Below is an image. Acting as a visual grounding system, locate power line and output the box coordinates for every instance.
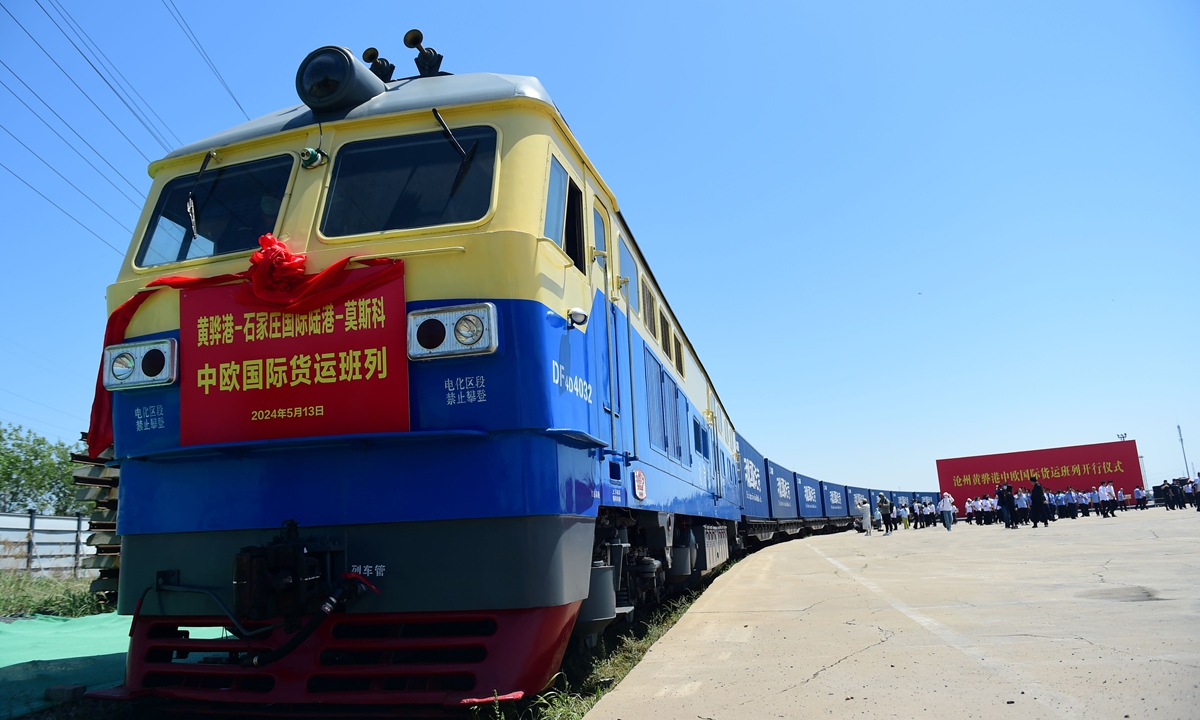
[161,0,250,121]
[0,159,123,254]
[0,59,146,200]
[34,0,172,152]
[47,0,182,146]
[0,75,143,208]
[0,407,82,436]
[0,387,88,423]
[0,1,154,162]
[3,338,77,375]
[0,121,134,233]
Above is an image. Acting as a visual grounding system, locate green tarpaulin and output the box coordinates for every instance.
[0,614,224,719]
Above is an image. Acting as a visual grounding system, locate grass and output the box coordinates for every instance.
[476,558,739,720]
[0,571,107,617]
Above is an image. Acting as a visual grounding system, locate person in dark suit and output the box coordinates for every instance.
[1030,477,1048,528]
[1003,485,1018,529]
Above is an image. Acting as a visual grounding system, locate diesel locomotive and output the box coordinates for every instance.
[85,33,932,712]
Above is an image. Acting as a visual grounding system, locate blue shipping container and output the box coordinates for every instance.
[765,458,798,519]
[795,473,823,518]
[737,434,770,519]
[820,481,848,517]
[846,486,871,515]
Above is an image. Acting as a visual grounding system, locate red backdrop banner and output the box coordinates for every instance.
[178,268,408,445]
[936,440,1143,498]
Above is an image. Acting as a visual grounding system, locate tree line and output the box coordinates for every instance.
[0,423,85,515]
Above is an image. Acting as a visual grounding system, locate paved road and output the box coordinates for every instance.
[586,508,1200,720]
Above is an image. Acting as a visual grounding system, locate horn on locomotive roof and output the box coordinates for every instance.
[404,29,443,77]
[361,47,396,83]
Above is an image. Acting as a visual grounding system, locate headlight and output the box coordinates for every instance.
[111,352,136,381]
[299,50,347,100]
[102,339,178,390]
[295,46,386,113]
[453,314,484,345]
[407,303,498,360]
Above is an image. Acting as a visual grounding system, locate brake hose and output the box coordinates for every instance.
[243,573,378,668]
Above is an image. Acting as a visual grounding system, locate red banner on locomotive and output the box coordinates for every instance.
[179,269,408,445]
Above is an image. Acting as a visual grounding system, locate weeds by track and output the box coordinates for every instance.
[475,558,739,720]
[0,572,106,618]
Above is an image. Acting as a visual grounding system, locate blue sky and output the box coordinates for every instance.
[0,1,1196,486]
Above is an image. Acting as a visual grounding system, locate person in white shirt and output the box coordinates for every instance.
[938,492,955,531]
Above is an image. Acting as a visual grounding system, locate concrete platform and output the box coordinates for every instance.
[586,508,1200,720]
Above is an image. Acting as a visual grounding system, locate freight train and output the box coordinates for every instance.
[85,33,934,712]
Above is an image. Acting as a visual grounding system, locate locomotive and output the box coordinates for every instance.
[85,33,933,712]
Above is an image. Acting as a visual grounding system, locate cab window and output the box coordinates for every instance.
[321,126,496,237]
[136,154,292,267]
[544,157,568,244]
[544,156,585,273]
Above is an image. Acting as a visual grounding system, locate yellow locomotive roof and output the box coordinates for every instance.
[163,72,555,162]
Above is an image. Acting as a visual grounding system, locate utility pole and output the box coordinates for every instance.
[1180,425,1191,480]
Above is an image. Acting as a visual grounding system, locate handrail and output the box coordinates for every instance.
[348,246,467,263]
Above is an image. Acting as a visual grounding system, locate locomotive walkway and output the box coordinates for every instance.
[586,509,1200,720]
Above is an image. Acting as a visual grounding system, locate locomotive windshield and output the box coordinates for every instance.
[136,155,294,267]
[320,126,496,237]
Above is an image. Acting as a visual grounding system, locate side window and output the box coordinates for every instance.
[544,157,567,245]
[674,337,685,377]
[592,205,607,270]
[642,283,657,339]
[619,238,638,313]
[693,418,711,461]
[645,347,665,451]
[544,155,585,274]
[664,374,680,460]
[660,312,671,359]
[564,181,585,273]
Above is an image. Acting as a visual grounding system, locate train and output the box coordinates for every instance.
[82,33,936,712]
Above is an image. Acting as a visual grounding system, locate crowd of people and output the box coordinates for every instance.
[856,492,956,535]
[857,475,1200,537]
[960,479,1137,528]
[1159,477,1200,510]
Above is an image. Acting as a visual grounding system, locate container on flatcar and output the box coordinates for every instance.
[795,473,823,518]
[764,459,798,520]
[846,486,871,515]
[736,434,770,519]
[820,481,849,517]
[868,489,882,515]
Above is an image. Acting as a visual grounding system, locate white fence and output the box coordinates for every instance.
[0,511,96,576]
